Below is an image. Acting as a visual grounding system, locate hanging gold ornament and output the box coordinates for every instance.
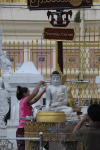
[69,0,82,6]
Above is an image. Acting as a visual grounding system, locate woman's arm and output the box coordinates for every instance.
[30,88,46,105]
[72,120,85,134]
[72,113,88,134]
[27,81,45,103]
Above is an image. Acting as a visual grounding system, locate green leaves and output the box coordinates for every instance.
[74,10,81,23]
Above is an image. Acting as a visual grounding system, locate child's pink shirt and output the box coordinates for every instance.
[18,97,32,128]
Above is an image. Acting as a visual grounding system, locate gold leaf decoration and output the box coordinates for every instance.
[69,0,82,7]
[56,63,67,85]
[62,74,67,85]
[56,63,62,75]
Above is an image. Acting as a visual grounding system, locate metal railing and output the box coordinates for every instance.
[0,132,43,150]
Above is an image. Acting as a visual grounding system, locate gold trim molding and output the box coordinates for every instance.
[93,0,100,2]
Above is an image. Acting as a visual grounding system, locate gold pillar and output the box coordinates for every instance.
[23,41,24,63]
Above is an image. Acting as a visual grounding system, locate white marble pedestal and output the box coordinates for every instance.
[7,124,18,150]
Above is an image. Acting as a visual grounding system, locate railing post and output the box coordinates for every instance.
[39,132,43,150]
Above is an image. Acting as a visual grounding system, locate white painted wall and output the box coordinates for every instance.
[0,3,99,21]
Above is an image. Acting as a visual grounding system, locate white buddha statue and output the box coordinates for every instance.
[44,71,73,115]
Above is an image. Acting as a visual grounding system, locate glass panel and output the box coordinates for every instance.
[38,57,45,61]
[10,57,14,62]
[71,57,75,61]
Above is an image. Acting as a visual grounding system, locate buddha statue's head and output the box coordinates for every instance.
[51,71,61,86]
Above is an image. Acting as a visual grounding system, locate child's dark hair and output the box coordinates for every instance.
[16,86,28,100]
[87,104,100,122]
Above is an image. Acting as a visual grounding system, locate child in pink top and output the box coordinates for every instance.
[18,97,32,128]
[16,81,46,150]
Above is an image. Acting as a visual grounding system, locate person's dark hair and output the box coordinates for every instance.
[87,104,100,122]
[16,86,28,100]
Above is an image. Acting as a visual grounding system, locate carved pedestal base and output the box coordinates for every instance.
[25,122,84,150]
[25,141,47,150]
[30,141,40,150]
[62,141,78,150]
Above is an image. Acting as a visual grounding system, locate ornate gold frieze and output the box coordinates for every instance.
[24,121,84,150]
[93,0,100,2]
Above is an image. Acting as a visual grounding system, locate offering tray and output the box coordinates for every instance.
[20,116,35,121]
[66,116,78,120]
[66,118,81,122]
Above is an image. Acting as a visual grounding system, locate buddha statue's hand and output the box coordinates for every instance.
[45,106,51,111]
[59,100,67,106]
[51,102,59,107]
[58,99,63,102]
[59,102,64,106]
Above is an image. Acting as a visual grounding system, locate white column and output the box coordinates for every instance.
[0,92,9,128]
[6,89,18,150]
[80,9,84,81]
[8,88,18,124]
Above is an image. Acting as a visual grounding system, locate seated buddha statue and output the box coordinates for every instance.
[43,71,72,115]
